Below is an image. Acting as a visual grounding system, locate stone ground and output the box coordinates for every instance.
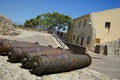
[0,56,116,80]
[0,29,119,80]
[0,29,62,48]
[88,51,120,79]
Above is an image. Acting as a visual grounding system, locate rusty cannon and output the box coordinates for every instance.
[21,47,68,69]
[0,39,39,55]
[0,39,14,54]
[8,45,52,63]
[31,53,91,76]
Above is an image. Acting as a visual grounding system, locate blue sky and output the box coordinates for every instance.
[0,0,120,24]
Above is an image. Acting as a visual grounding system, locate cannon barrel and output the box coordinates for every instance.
[0,39,13,54]
[0,39,39,55]
[8,45,52,63]
[21,47,66,69]
[31,53,91,75]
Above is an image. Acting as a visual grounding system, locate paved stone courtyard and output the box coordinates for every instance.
[88,51,120,79]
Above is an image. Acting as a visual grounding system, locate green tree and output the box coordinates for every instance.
[13,23,23,28]
[24,12,72,31]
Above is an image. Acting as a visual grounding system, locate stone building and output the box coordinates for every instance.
[67,8,120,51]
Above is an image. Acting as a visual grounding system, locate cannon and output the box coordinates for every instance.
[0,39,14,54]
[21,47,67,69]
[8,45,52,63]
[0,39,4,43]
[0,39,39,55]
[31,53,91,76]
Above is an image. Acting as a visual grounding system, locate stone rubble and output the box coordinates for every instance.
[0,15,21,36]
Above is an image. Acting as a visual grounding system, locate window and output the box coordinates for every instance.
[73,35,75,40]
[84,19,86,27]
[81,37,84,45]
[76,36,79,44]
[79,21,81,27]
[87,36,90,44]
[105,22,111,28]
[73,22,75,28]
[96,38,101,44]
[105,22,111,33]
[70,36,72,42]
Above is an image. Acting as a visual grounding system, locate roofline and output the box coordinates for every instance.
[73,8,120,21]
[73,13,92,21]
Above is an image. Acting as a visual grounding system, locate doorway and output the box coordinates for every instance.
[81,37,84,45]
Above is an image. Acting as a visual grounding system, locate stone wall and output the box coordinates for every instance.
[102,39,120,55]
[64,41,86,54]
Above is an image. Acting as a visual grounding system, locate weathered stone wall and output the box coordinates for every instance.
[102,39,120,55]
[94,44,107,55]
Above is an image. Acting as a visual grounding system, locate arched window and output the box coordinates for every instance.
[87,36,91,44]
[79,21,81,27]
[81,37,84,45]
[84,19,86,27]
[76,36,79,44]
[73,35,75,40]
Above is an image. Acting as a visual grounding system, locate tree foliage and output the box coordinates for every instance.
[13,23,23,28]
[24,12,72,31]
